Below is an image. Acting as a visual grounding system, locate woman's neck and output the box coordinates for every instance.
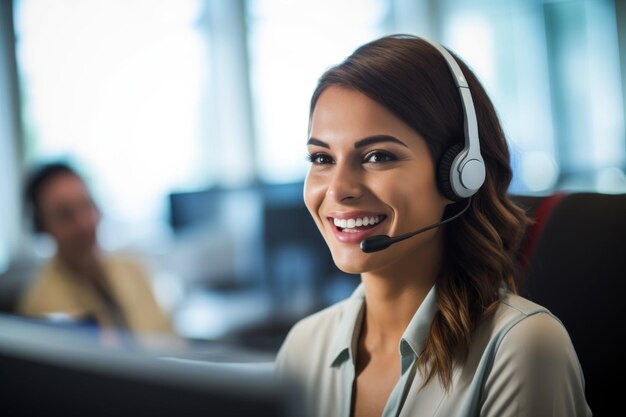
[57,248,101,278]
[360,278,434,349]
[359,232,443,347]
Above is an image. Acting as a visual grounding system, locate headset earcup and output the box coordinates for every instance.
[437,143,464,201]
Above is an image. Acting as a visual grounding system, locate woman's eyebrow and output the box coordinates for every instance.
[307,138,330,148]
[307,135,408,149]
[354,135,408,148]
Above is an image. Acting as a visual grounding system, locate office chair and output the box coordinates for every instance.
[520,192,626,417]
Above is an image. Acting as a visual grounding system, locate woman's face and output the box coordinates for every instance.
[304,86,450,275]
[39,173,100,256]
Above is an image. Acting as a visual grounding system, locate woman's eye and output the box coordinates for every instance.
[364,151,396,163]
[307,153,334,165]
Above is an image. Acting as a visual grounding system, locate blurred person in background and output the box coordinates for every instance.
[18,162,180,350]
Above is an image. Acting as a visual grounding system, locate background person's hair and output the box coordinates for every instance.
[309,34,530,389]
[24,162,82,233]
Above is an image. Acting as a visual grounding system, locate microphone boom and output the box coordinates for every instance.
[359,197,472,253]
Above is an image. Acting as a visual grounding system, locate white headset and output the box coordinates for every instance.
[423,38,486,200]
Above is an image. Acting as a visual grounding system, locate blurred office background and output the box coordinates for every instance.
[1,0,625,353]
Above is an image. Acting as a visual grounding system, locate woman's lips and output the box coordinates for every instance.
[327,215,387,244]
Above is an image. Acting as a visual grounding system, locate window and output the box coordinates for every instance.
[247,0,388,183]
[440,0,625,194]
[14,0,207,247]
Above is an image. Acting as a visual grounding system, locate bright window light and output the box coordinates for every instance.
[15,0,206,244]
[247,0,387,183]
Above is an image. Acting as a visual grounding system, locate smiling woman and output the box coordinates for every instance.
[305,87,448,277]
[274,35,591,417]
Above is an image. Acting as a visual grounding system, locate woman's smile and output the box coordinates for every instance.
[326,212,388,243]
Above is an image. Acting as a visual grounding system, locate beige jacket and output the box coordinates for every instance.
[18,253,174,338]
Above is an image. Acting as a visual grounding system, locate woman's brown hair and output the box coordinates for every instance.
[309,34,530,389]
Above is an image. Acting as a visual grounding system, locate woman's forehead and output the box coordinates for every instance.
[309,86,425,149]
[39,174,89,204]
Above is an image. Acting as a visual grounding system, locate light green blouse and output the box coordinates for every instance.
[275,284,591,417]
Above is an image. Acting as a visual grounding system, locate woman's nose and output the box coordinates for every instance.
[76,205,99,230]
[326,162,363,202]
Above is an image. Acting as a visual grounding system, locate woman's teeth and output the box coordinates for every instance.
[333,215,383,230]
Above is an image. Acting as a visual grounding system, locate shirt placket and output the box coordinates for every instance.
[381,340,418,417]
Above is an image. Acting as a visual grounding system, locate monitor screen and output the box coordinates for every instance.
[0,314,301,417]
[168,187,225,232]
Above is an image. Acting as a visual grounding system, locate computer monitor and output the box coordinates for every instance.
[168,187,225,232]
[0,314,301,417]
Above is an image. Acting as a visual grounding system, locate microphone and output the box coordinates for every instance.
[360,197,472,253]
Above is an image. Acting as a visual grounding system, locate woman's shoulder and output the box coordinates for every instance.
[489,291,553,333]
[497,291,548,317]
[476,293,591,416]
[475,291,578,363]
[101,251,145,271]
[274,297,358,375]
[480,291,581,372]
[281,298,353,347]
[17,259,78,315]
[101,252,152,287]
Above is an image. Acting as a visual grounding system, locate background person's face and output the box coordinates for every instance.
[39,173,99,257]
[304,86,449,276]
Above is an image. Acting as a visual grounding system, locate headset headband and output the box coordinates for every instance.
[422,38,486,199]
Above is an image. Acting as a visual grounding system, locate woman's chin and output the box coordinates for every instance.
[331,252,370,275]
[335,264,363,275]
